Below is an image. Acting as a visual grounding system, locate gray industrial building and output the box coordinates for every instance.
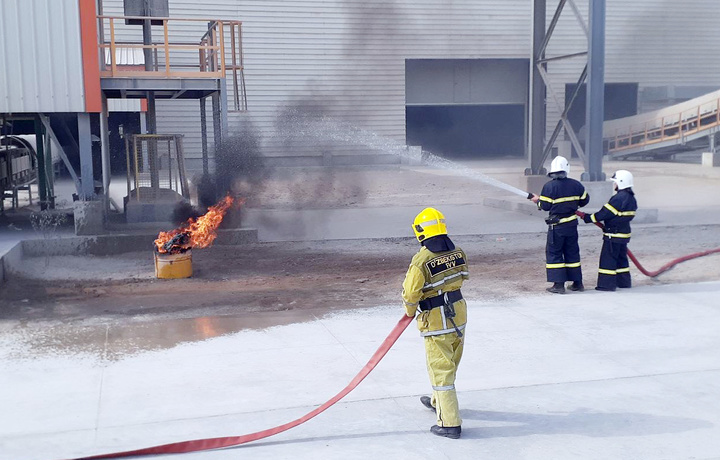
[99,0,720,167]
[2,0,720,226]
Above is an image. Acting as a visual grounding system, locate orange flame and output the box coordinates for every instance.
[154,196,240,253]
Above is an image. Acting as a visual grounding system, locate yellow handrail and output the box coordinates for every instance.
[607,97,720,153]
[97,16,241,80]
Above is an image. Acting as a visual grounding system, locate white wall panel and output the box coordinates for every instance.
[0,0,86,113]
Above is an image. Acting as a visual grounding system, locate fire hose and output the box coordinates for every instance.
[71,315,414,460]
[575,211,720,277]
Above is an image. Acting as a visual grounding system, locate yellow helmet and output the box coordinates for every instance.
[412,207,447,242]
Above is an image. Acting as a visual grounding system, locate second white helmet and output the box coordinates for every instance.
[612,170,633,190]
[549,156,570,175]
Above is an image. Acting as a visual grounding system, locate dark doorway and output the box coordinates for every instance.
[565,83,639,130]
[406,104,525,159]
[564,83,638,158]
[108,112,142,173]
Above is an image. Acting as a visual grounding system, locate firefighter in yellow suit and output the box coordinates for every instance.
[402,207,469,439]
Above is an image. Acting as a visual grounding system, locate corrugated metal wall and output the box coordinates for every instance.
[0,0,86,113]
[544,0,720,139]
[99,0,720,164]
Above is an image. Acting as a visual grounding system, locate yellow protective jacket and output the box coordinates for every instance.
[402,246,469,337]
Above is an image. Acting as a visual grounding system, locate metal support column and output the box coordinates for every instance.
[709,132,716,153]
[142,14,153,72]
[200,97,209,175]
[219,78,229,136]
[211,91,222,165]
[146,91,159,188]
[100,95,112,211]
[43,123,55,208]
[33,117,49,210]
[77,113,95,200]
[527,0,547,175]
[584,0,606,181]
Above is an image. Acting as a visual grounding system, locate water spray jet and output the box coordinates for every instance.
[287,115,532,199]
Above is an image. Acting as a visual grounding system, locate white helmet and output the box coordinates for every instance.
[611,170,633,190]
[548,156,570,176]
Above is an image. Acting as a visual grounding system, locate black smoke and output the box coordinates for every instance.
[172,123,266,226]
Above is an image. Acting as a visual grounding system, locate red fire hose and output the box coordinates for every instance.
[71,315,414,460]
[576,211,720,277]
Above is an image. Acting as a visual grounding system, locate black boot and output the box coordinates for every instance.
[568,282,584,292]
[431,425,461,439]
[420,396,436,412]
[546,282,565,294]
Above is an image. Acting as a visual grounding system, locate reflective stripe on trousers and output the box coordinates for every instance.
[597,239,631,290]
[425,331,464,427]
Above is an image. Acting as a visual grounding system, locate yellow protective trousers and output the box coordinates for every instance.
[425,331,464,427]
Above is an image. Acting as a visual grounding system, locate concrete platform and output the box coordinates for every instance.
[2,281,720,459]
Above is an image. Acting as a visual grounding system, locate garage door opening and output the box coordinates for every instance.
[406,104,525,159]
[405,58,528,160]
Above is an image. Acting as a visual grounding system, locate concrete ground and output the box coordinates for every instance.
[1,282,720,459]
[1,156,719,459]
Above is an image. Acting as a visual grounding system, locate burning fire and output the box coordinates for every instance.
[155,195,239,254]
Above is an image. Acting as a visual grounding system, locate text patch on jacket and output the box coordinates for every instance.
[425,251,466,276]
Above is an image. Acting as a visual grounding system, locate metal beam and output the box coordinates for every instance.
[33,117,49,210]
[100,95,112,212]
[43,125,54,208]
[527,0,547,175]
[567,0,589,39]
[200,97,209,175]
[77,113,95,200]
[537,51,587,65]
[538,0,567,57]
[219,78,229,136]
[538,64,588,166]
[584,0,606,181]
[39,115,81,196]
[212,91,222,164]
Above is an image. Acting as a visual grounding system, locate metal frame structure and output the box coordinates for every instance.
[606,92,720,158]
[528,0,606,181]
[125,133,189,202]
[97,13,247,198]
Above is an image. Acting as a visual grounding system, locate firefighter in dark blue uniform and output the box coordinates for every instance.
[580,170,638,291]
[531,156,590,294]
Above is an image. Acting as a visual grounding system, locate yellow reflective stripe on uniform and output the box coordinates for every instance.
[604,203,620,215]
[603,203,635,217]
[598,268,617,275]
[546,263,566,269]
[423,271,470,291]
[591,213,598,223]
[580,191,588,199]
[616,267,630,273]
[565,262,581,268]
[540,195,583,204]
[432,384,455,391]
[604,232,631,238]
[558,215,578,224]
[553,195,583,203]
[421,324,466,337]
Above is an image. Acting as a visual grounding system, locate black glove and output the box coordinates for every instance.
[583,214,593,224]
